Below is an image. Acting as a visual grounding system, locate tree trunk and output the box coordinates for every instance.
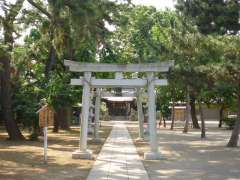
[159,117,166,128]
[198,100,206,139]
[59,106,71,130]
[159,117,162,127]
[218,104,224,128]
[170,92,175,130]
[45,44,57,79]
[0,0,25,140]
[190,94,200,129]
[227,94,240,147]
[53,110,60,133]
[0,64,2,123]
[53,106,71,132]
[170,105,175,130]
[0,55,24,140]
[183,89,191,133]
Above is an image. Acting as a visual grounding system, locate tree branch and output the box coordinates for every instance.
[6,0,25,21]
[0,15,3,22]
[27,0,51,19]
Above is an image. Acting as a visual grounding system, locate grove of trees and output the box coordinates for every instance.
[0,0,239,146]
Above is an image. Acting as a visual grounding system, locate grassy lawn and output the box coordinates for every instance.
[0,122,112,180]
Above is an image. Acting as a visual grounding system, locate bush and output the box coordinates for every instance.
[223,117,237,129]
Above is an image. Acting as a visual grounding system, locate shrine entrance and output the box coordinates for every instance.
[103,98,133,117]
[64,60,174,160]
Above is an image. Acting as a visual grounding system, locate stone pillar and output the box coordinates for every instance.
[93,88,101,143]
[144,72,161,160]
[72,72,92,159]
[136,88,144,141]
[88,105,94,134]
[144,107,150,135]
[115,72,123,79]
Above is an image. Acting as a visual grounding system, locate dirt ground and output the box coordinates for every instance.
[128,121,240,180]
[0,121,112,180]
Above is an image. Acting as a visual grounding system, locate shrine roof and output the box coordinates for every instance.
[102,97,135,102]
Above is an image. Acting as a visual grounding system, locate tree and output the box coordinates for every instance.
[203,35,240,146]
[176,0,240,35]
[0,0,25,140]
[110,6,204,130]
[24,0,120,132]
[176,0,240,131]
[219,36,240,147]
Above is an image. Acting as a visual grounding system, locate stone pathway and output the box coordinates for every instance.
[87,121,149,180]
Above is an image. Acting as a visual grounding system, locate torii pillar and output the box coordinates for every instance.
[72,72,92,159]
[144,72,161,160]
[93,88,101,143]
[136,88,144,141]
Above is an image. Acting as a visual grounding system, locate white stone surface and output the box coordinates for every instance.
[72,150,92,160]
[147,72,158,153]
[137,88,144,139]
[79,72,91,152]
[94,88,101,140]
[87,121,149,180]
[144,151,163,160]
[70,78,168,88]
[64,60,174,72]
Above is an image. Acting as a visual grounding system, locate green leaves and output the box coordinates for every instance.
[176,0,240,35]
[45,72,81,109]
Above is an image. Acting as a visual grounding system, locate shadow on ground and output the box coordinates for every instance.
[0,122,112,180]
[128,122,240,180]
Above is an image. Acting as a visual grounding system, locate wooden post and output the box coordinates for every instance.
[93,88,101,142]
[43,107,48,164]
[43,126,48,164]
[72,72,92,159]
[37,105,54,164]
[144,72,161,160]
[137,88,144,140]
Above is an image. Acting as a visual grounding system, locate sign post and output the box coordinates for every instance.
[37,105,54,164]
[43,126,48,164]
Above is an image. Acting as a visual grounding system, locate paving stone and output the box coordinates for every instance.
[87,121,149,180]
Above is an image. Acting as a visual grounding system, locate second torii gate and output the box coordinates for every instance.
[65,60,174,160]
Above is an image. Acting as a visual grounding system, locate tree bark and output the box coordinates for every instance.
[0,0,25,140]
[53,106,71,132]
[218,104,224,128]
[227,94,240,147]
[59,106,71,130]
[0,55,24,140]
[198,100,206,139]
[183,89,191,133]
[190,94,200,129]
[159,117,166,128]
[170,105,175,130]
[45,44,57,78]
[163,118,166,128]
[53,110,60,133]
[170,91,175,130]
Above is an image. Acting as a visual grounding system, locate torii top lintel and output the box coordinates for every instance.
[64,60,174,73]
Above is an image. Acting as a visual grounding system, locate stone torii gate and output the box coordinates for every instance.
[64,60,174,160]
